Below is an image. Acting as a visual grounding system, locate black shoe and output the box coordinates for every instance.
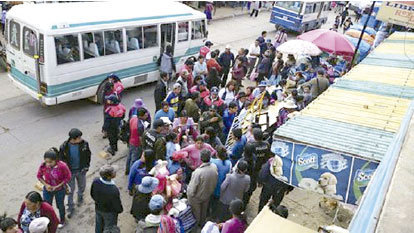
[67,211,74,219]
[107,148,115,156]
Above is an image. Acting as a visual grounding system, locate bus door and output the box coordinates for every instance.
[160,23,176,54]
[317,2,324,19]
[21,26,40,89]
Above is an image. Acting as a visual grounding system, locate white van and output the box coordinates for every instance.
[5,2,207,105]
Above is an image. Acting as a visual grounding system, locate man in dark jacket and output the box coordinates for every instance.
[251,128,272,173]
[91,165,123,233]
[154,72,169,111]
[142,119,167,160]
[258,157,293,212]
[59,128,91,218]
[258,31,267,56]
[199,105,224,135]
[218,45,235,87]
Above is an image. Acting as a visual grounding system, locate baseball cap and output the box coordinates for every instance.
[68,128,82,139]
[205,41,213,46]
[225,44,231,49]
[258,81,267,87]
[211,86,219,94]
[29,217,50,233]
[149,194,165,211]
[153,119,166,129]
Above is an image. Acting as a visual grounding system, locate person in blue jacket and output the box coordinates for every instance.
[209,146,232,221]
[229,128,247,166]
[223,102,238,141]
[128,149,156,195]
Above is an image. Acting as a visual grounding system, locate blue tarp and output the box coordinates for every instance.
[350,24,377,36]
[345,35,371,63]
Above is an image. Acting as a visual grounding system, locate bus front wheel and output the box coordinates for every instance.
[96,79,111,105]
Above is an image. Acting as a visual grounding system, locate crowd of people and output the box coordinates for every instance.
[0,21,349,233]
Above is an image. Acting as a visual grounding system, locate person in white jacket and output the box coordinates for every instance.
[219,80,237,106]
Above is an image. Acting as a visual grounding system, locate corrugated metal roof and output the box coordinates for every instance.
[299,88,410,132]
[360,57,414,69]
[271,32,414,165]
[274,115,395,161]
[386,31,414,41]
[343,64,414,87]
[373,40,414,55]
[333,79,414,99]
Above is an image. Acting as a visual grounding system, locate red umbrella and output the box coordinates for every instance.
[297,29,356,59]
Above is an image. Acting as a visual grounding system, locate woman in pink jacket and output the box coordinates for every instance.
[37,148,71,228]
[177,136,216,171]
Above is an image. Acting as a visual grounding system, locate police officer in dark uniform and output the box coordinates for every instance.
[142,119,167,160]
[243,128,272,205]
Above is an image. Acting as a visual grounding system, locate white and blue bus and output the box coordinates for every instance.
[5,2,206,105]
[270,1,331,33]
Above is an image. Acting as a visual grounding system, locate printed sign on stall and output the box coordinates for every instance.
[271,139,379,205]
[377,1,414,28]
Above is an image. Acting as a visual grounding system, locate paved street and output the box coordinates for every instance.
[0,9,276,233]
[0,6,346,232]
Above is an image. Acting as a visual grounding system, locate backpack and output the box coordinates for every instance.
[119,119,130,143]
[143,130,157,150]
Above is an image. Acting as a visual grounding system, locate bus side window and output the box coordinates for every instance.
[39,34,44,64]
[94,32,104,56]
[82,32,98,59]
[178,22,189,42]
[54,34,80,65]
[143,25,157,49]
[191,20,205,40]
[305,5,312,14]
[9,20,20,50]
[23,26,36,57]
[126,27,143,51]
[104,29,123,55]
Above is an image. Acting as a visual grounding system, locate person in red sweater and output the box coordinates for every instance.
[207,51,222,73]
[125,108,148,175]
[17,191,59,233]
[37,149,71,228]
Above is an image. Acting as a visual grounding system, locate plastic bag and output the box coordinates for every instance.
[201,221,220,233]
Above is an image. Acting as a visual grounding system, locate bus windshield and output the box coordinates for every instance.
[275,1,302,13]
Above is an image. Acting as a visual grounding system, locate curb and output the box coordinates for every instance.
[211,9,271,22]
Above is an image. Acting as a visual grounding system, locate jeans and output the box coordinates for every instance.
[95,210,118,233]
[43,187,66,223]
[221,66,231,87]
[67,169,87,211]
[126,145,142,174]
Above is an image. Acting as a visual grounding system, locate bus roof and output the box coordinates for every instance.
[7,2,205,33]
